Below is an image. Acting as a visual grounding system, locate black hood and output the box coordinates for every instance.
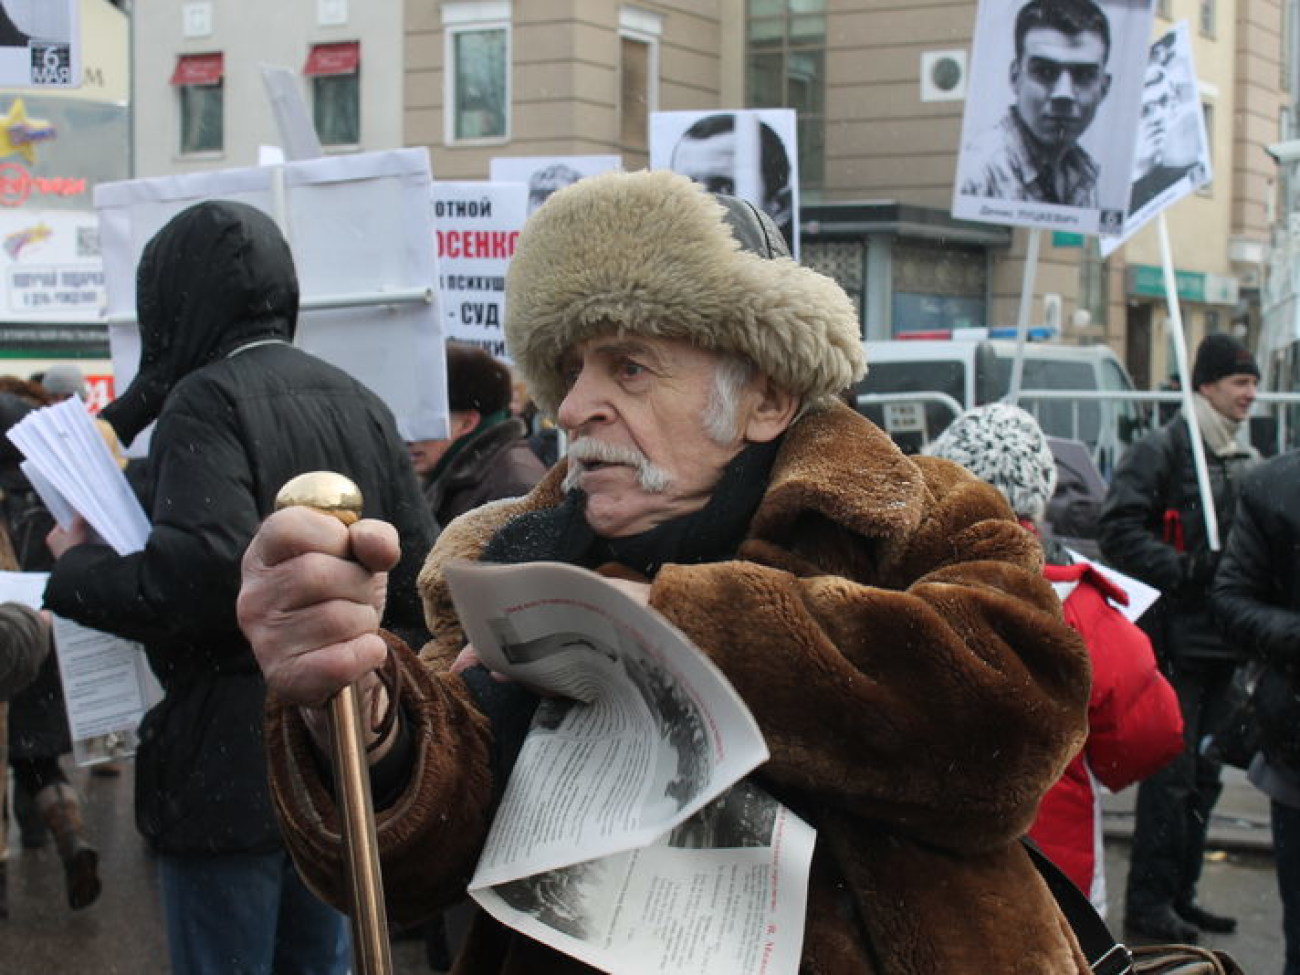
[101,200,299,445]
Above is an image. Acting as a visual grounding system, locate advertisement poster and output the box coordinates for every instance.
[1099,22,1212,256]
[649,109,800,258]
[0,0,79,88]
[488,155,622,215]
[432,180,527,358]
[0,208,102,320]
[952,0,1157,236]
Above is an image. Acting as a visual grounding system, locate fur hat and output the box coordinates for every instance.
[445,341,512,414]
[504,169,865,414]
[1192,333,1258,388]
[925,403,1058,521]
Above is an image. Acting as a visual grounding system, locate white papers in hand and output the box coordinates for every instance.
[6,398,150,555]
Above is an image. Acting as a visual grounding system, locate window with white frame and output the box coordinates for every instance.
[304,41,360,146]
[443,2,510,144]
[171,53,224,154]
[619,7,661,153]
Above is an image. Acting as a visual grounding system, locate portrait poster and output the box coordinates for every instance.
[951,0,1157,236]
[0,0,78,88]
[649,108,800,259]
[1099,23,1211,257]
[488,155,622,215]
[432,180,527,358]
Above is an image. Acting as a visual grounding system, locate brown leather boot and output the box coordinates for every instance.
[36,784,100,910]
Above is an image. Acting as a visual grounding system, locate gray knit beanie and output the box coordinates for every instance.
[926,403,1058,520]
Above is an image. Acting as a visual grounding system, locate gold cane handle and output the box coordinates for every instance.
[275,471,392,975]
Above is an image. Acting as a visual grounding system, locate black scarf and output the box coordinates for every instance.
[481,437,782,577]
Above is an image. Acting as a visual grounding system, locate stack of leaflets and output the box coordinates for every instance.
[6,396,150,555]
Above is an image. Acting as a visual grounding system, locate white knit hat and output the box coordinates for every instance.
[926,403,1058,520]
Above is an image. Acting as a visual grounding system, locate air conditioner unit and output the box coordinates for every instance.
[1042,293,1063,333]
[920,50,968,102]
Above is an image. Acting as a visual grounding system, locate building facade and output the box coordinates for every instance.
[405,0,1288,390]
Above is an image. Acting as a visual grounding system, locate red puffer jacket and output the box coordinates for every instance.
[1029,561,1184,913]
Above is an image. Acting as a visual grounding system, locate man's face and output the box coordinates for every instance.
[1135,64,1174,173]
[406,410,477,476]
[1198,373,1258,422]
[672,132,736,196]
[556,335,754,538]
[1011,28,1111,152]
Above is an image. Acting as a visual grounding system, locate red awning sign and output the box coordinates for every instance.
[303,42,359,77]
[170,53,224,87]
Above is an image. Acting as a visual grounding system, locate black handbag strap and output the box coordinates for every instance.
[1023,838,1135,975]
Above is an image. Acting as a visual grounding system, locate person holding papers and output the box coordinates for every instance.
[42,200,436,975]
[238,170,1096,973]
[0,391,101,912]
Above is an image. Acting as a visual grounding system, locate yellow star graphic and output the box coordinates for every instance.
[0,98,56,165]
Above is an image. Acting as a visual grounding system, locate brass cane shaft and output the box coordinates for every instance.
[275,472,392,975]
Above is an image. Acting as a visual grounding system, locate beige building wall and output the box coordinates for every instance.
[406,1,726,182]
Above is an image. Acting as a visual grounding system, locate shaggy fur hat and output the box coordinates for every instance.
[504,169,865,414]
[926,403,1058,521]
[1192,333,1258,389]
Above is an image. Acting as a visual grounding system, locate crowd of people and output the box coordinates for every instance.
[0,167,1288,975]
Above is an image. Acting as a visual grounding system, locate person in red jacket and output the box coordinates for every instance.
[929,403,1184,914]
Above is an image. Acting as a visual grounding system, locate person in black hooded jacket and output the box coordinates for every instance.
[43,200,437,975]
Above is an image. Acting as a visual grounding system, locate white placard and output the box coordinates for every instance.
[650,109,800,258]
[952,0,1157,236]
[487,155,622,215]
[94,149,448,442]
[1099,22,1212,256]
[0,0,79,88]
[432,180,527,358]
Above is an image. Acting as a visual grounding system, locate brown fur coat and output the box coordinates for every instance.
[266,402,1092,974]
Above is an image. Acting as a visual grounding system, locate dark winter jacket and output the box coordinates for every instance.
[268,403,1095,974]
[422,415,547,526]
[1212,449,1300,770]
[43,201,437,854]
[1098,416,1256,661]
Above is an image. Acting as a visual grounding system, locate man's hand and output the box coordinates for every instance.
[46,514,93,559]
[237,506,399,710]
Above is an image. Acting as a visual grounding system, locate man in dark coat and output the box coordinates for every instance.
[1212,448,1300,975]
[408,341,547,527]
[238,171,1094,974]
[1099,331,1260,943]
[43,200,437,975]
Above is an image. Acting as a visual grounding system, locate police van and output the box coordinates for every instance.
[852,337,1142,476]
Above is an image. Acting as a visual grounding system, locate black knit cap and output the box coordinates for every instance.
[1192,333,1259,389]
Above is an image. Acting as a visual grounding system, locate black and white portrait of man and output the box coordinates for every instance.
[953,0,1156,235]
[650,109,800,257]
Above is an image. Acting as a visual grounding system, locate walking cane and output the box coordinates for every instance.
[275,472,393,975]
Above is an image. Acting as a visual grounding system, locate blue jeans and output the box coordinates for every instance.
[1274,800,1300,975]
[159,849,350,975]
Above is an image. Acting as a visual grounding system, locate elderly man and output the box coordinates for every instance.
[960,0,1112,206]
[239,170,1092,973]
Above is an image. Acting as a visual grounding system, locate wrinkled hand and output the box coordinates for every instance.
[237,506,398,710]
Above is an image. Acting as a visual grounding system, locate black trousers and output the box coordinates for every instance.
[1125,655,1238,914]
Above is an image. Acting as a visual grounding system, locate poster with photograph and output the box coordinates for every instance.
[1099,22,1211,256]
[432,180,527,358]
[0,0,78,88]
[488,155,622,215]
[952,0,1157,236]
[650,109,800,258]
